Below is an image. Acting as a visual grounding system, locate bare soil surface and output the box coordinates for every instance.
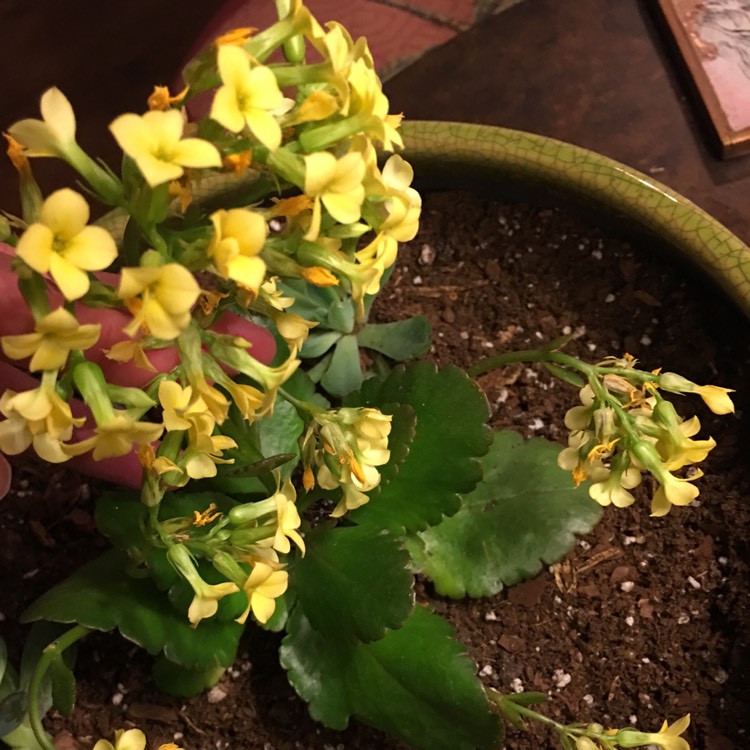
[2,191,749,750]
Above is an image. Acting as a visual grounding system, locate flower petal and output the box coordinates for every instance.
[64,226,118,271]
[49,252,90,300]
[171,138,222,169]
[39,188,89,238]
[40,87,77,144]
[244,108,282,151]
[16,224,55,273]
[210,86,246,133]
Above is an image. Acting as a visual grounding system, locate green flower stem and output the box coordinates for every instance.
[271,62,331,87]
[246,17,302,63]
[28,624,91,750]
[275,0,306,63]
[72,361,116,424]
[486,690,614,749]
[298,113,372,153]
[266,147,306,189]
[64,143,124,206]
[279,387,323,417]
[468,348,594,379]
[17,271,51,320]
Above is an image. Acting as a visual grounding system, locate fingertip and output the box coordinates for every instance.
[212,313,276,365]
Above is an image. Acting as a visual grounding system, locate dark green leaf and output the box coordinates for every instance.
[0,692,27,736]
[291,527,413,642]
[281,606,502,750]
[321,334,362,397]
[152,655,225,698]
[407,430,603,598]
[357,317,432,361]
[48,655,76,717]
[345,362,491,534]
[94,490,145,551]
[306,351,332,384]
[278,278,340,325]
[22,551,243,670]
[300,330,342,359]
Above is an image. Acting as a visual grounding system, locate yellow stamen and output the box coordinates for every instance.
[349,456,367,484]
[268,195,313,219]
[4,133,28,170]
[223,150,253,175]
[193,503,222,527]
[148,84,190,111]
[168,178,193,213]
[300,266,339,287]
[572,463,587,487]
[587,438,619,462]
[303,466,315,492]
[198,289,229,315]
[215,27,256,46]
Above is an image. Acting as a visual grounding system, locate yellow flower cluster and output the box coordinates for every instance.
[558,361,733,517]
[301,407,392,517]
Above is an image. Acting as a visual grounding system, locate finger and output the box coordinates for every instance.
[0,454,11,500]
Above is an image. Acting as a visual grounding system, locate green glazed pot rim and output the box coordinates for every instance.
[400,120,750,318]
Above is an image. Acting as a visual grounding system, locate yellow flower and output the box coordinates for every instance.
[236,561,288,625]
[303,151,366,240]
[16,189,118,300]
[1,307,100,372]
[0,377,84,463]
[287,90,340,125]
[650,470,702,517]
[64,413,164,461]
[184,414,237,479]
[225,381,264,421]
[158,380,208,432]
[659,372,734,415]
[118,263,200,340]
[211,45,289,151]
[655,415,716,471]
[378,154,421,241]
[207,208,268,294]
[93,728,147,750]
[615,714,690,750]
[270,478,305,555]
[588,466,641,508]
[7,87,77,158]
[299,265,339,287]
[109,109,221,187]
[275,312,318,352]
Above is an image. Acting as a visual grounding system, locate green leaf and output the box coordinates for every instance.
[22,551,243,670]
[291,527,413,642]
[300,330,342,359]
[280,606,502,750]
[357,317,432,361]
[407,430,603,598]
[345,362,491,534]
[321,334,362,397]
[152,655,225,698]
[48,655,76,717]
[0,692,27,737]
[543,362,585,387]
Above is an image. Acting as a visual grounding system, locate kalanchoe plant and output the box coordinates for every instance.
[0,3,734,750]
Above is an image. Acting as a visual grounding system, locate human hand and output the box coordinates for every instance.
[0,246,276,496]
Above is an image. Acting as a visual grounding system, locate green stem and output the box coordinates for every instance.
[468,348,593,379]
[28,625,91,750]
[278,387,322,417]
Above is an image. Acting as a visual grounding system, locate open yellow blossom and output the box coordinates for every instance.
[225,381,264,421]
[158,381,209,432]
[7,87,77,158]
[64,413,164,461]
[659,372,735,414]
[211,45,289,151]
[0,377,84,463]
[118,263,200,340]
[184,414,237,479]
[378,154,421,241]
[614,714,690,750]
[275,312,318,352]
[236,562,288,625]
[207,208,268,293]
[650,470,702,517]
[16,188,117,300]
[109,109,221,187]
[303,151,366,240]
[270,478,305,555]
[1,307,100,372]
[93,728,149,750]
[654,414,716,471]
[588,466,642,508]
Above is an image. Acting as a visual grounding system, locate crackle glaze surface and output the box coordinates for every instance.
[401,120,750,317]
